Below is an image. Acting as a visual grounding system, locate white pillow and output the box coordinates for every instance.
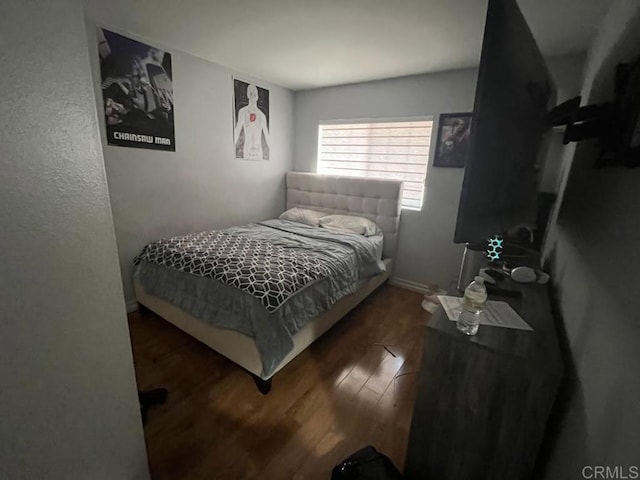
[279,207,327,226]
[318,214,382,236]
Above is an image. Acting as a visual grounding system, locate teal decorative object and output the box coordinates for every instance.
[487,235,503,261]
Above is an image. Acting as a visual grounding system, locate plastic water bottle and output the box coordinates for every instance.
[456,276,487,336]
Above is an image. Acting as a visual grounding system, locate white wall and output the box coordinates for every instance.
[540,1,640,477]
[83,7,295,308]
[294,56,584,288]
[0,1,149,478]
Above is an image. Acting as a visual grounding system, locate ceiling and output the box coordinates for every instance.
[85,0,610,91]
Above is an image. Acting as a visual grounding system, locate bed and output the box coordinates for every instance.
[133,171,403,393]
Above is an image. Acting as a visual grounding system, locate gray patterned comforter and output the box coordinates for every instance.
[134,219,385,377]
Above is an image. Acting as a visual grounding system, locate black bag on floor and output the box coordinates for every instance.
[331,446,404,480]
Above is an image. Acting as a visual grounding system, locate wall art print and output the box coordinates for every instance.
[97,28,175,151]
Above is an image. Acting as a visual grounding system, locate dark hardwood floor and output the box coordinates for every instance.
[128,284,429,480]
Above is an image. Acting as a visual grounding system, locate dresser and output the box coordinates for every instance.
[403,280,564,479]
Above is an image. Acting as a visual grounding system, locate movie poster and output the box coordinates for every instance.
[433,113,472,167]
[233,78,270,160]
[97,28,175,151]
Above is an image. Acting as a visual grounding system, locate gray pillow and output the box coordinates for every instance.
[319,214,382,236]
[279,207,327,226]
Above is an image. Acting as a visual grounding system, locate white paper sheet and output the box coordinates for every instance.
[437,295,533,331]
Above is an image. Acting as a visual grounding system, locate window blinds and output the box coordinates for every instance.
[317,120,433,210]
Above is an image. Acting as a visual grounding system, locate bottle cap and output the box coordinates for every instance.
[474,276,485,284]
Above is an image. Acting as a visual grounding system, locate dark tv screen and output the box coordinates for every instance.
[453,0,556,243]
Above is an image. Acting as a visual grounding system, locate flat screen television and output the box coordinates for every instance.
[453,0,557,244]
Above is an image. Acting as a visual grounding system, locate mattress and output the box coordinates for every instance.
[134,219,386,377]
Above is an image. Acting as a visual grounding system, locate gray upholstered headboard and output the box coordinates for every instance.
[286,172,403,259]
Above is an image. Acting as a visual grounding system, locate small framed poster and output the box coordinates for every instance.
[433,112,472,167]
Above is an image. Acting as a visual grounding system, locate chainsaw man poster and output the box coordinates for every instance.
[97,28,175,151]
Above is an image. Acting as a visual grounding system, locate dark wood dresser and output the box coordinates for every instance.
[403,280,564,480]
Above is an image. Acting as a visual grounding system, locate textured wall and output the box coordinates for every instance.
[294,56,584,288]
[540,1,640,477]
[83,19,295,308]
[0,1,149,479]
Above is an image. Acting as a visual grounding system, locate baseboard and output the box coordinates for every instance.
[389,277,435,294]
[125,299,139,313]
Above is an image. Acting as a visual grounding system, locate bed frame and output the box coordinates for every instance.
[134,172,403,393]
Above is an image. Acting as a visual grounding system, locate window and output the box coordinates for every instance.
[317,119,433,210]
